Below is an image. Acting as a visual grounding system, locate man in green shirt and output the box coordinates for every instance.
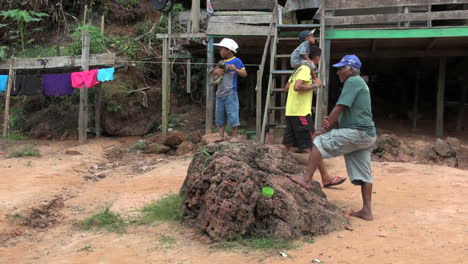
[289,55,377,221]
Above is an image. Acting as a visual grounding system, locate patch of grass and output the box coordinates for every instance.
[8,145,40,158]
[80,206,126,233]
[131,141,147,151]
[200,147,212,160]
[77,245,93,253]
[158,234,177,246]
[26,161,32,167]
[304,236,315,244]
[115,0,137,7]
[10,213,22,222]
[1,131,29,140]
[138,194,183,224]
[215,232,297,251]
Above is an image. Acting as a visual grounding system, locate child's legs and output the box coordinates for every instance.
[225,93,240,137]
[215,96,227,138]
[299,60,316,71]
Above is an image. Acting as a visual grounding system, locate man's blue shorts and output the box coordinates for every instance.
[215,92,240,127]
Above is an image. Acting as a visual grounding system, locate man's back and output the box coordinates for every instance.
[285,65,313,116]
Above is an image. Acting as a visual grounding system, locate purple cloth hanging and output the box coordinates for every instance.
[42,73,73,96]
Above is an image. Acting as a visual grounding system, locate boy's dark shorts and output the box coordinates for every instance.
[282,115,315,150]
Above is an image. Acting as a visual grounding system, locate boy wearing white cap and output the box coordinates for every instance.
[212,38,247,142]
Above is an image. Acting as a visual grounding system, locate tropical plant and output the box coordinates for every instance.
[65,24,109,56]
[0,9,48,53]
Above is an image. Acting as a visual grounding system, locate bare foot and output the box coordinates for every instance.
[214,137,225,143]
[286,174,311,189]
[229,137,239,143]
[350,209,373,221]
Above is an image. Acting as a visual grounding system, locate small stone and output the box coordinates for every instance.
[162,131,186,147]
[144,143,171,154]
[433,138,456,158]
[446,137,461,149]
[65,150,83,156]
[176,141,195,156]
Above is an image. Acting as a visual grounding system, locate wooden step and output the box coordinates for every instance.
[268,106,286,110]
[275,54,291,59]
[277,37,297,41]
[276,24,321,29]
[272,70,293,75]
[271,88,286,92]
[267,124,286,129]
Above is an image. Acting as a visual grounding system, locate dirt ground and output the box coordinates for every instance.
[0,138,467,264]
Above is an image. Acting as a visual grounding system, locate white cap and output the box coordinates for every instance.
[213,38,239,53]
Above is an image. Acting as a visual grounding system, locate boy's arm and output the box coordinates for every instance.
[227,64,247,78]
[210,67,224,76]
[294,80,315,92]
[294,79,322,92]
[284,81,290,93]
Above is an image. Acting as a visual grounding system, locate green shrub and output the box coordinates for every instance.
[80,206,126,233]
[115,0,138,7]
[215,231,297,251]
[0,9,48,53]
[65,24,108,56]
[138,194,183,224]
[8,145,40,158]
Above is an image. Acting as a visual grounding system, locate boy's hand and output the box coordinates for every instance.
[313,78,323,88]
[322,116,330,129]
[213,68,225,75]
[228,64,237,71]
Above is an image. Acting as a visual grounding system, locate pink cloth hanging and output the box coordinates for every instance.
[71,69,99,88]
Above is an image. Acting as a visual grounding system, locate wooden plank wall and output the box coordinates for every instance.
[326,0,468,10]
[0,53,115,70]
[323,0,468,28]
[206,14,272,36]
[211,0,274,10]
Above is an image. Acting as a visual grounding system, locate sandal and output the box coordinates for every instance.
[323,177,346,188]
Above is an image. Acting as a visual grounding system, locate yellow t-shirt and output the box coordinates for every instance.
[285,65,314,116]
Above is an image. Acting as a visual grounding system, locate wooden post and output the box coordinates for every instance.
[255,7,276,141]
[95,15,105,137]
[162,37,170,136]
[456,82,467,132]
[79,5,90,144]
[205,37,214,134]
[2,57,15,138]
[260,5,278,144]
[280,58,287,125]
[315,39,331,130]
[436,57,446,138]
[268,36,277,130]
[412,73,420,130]
[190,0,200,33]
[186,59,192,93]
[315,3,330,130]
[79,30,90,144]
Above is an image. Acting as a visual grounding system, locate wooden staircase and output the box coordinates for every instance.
[260,23,321,143]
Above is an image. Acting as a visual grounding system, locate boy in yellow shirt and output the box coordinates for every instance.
[283,46,346,188]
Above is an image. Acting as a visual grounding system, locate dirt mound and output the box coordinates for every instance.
[18,197,64,229]
[372,134,460,168]
[101,87,161,136]
[180,143,348,241]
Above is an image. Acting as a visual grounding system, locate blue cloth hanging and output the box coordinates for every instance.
[97,68,115,82]
[0,75,8,92]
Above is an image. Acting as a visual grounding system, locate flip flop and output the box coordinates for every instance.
[323,177,346,188]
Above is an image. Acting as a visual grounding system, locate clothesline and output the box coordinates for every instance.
[118,60,262,67]
[0,67,115,96]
